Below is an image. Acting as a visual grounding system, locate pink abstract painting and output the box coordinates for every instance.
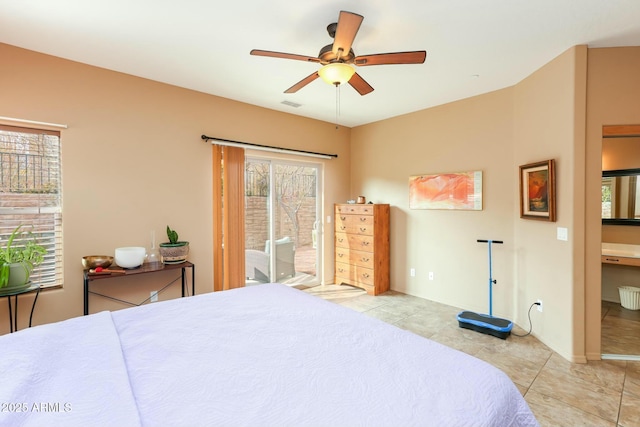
[409,171,482,210]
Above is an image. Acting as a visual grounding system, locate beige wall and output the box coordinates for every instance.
[602,137,640,171]
[513,46,587,362]
[0,43,351,332]
[586,47,640,359]
[351,88,516,315]
[351,46,588,362]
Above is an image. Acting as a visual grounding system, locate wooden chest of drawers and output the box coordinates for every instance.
[334,203,390,295]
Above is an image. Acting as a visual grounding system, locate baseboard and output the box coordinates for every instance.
[571,354,588,364]
[585,352,602,361]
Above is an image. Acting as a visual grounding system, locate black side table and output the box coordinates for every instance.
[83,261,195,315]
[1,283,41,333]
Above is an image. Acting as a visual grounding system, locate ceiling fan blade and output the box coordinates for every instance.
[332,11,363,59]
[250,49,320,63]
[348,72,374,96]
[284,72,320,93]
[354,51,427,66]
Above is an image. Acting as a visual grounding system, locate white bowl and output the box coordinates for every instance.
[115,246,146,269]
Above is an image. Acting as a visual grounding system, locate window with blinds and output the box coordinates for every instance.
[0,124,63,288]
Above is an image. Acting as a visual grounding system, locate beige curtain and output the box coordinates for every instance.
[212,145,245,291]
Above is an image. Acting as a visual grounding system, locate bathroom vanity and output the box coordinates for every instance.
[601,243,640,302]
[602,243,640,267]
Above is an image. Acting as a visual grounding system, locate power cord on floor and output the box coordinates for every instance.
[511,302,540,337]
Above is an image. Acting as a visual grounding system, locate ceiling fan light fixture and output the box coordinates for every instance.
[318,63,355,86]
[251,11,425,95]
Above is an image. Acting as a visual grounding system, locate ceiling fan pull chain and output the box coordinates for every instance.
[335,83,339,128]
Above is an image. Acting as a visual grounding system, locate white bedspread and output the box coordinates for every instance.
[0,311,141,427]
[0,283,538,427]
[113,284,538,427]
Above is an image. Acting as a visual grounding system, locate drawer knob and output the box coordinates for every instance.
[340,226,346,230]
[360,217,367,221]
[362,257,370,262]
[338,253,344,257]
[362,273,370,278]
[338,238,344,242]
[359,227,367,232]
[362,241,370,246]
[340,216,346,220]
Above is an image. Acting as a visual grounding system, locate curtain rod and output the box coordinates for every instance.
[0,116,68,129]
[201,135,338,159]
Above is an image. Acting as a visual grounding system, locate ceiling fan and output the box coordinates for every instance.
[250,10,427,96]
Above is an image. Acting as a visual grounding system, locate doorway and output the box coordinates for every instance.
[244,158,322,287]
[601,125,640,359]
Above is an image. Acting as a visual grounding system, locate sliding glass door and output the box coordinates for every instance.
[245,158,321,286]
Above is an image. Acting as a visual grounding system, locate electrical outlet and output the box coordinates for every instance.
[410,268,416,277]
[429,272,434,281]
[150,291,158,303]
[536,299,543,312]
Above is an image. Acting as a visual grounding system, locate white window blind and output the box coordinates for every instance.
[0,124,63,288]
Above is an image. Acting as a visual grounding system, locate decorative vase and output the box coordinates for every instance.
[158,242,189,264]
[145,230,161,264]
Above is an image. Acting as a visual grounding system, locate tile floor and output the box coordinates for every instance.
[303,284,640,427]
[602,300,640,356]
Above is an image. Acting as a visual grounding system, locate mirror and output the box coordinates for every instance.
[602,127,640,225]
[602,169,640,225]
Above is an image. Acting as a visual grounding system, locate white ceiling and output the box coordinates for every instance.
[2,1,640,127]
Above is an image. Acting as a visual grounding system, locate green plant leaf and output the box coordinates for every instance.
[166,225,179,244]
[0,225,47,266]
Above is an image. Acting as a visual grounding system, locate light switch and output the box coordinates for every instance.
[557,227,568,241]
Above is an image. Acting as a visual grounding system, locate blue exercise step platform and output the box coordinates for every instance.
[457,310,512,340]
[457,239,513,340]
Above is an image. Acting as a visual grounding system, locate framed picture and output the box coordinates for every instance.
[409,170,482,210]
[519,159,556,221]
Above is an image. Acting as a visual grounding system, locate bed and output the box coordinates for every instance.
[0,283,538,427]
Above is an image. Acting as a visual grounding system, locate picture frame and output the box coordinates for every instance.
[409,170,483,210]
[519,159,556,221]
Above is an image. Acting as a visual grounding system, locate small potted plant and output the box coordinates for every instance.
[158,225,189,264]
[0,225,47,290]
